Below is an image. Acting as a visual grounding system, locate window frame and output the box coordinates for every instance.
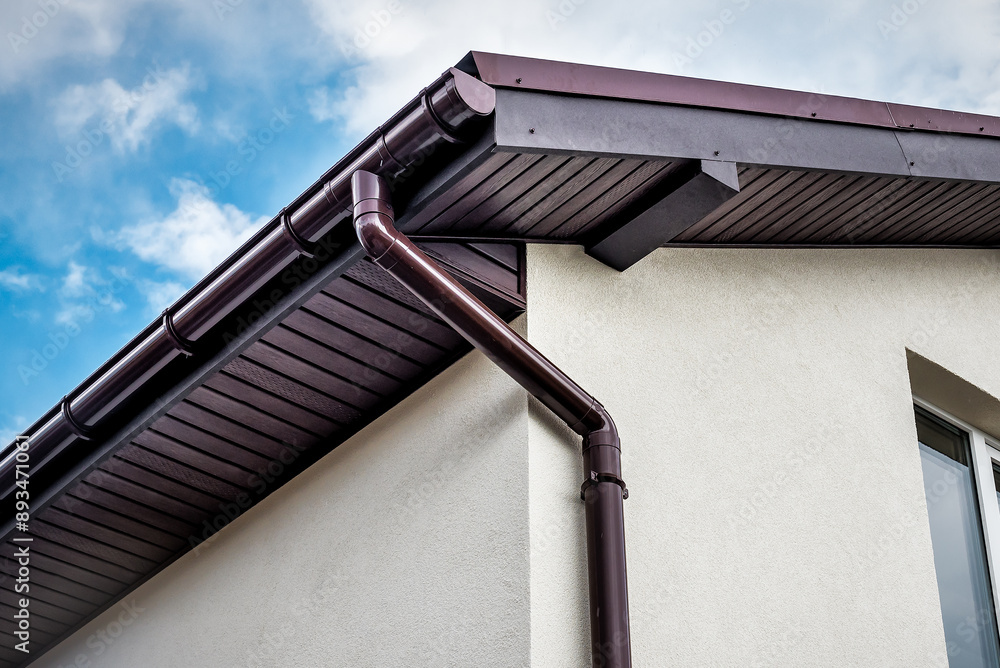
[914,395,1000,640]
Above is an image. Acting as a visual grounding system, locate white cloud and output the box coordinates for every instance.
[307,86,338,123]
[301,0,1000,136]
[211,116,247,144]
[0,267,43,292]
[61,260,89,297]
[53,64,200,153]
[0,0,142,90]
[54,261,127,327]
[138,279,188,314]
[54,302,96,327]
[111,178,267,279]
[299,0,794,135]
[2,0,327,92]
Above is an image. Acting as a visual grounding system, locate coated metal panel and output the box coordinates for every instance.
[416,154,545,235]
[51,493,184,550]
[897,131,1000,183]
[500,157,622,235]
[673,168,1000,246]
[444,155,574,234]
[739,172,846,243]
[881,183,989,242]
[888,102,1000,137]
[467,51,1000,139]
[487,157,617,235]
[546,160,672,238]
[494,89,913,177]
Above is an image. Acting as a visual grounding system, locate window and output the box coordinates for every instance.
[915,398,1000,667]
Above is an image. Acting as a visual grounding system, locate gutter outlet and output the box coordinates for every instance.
[352,169,632,668]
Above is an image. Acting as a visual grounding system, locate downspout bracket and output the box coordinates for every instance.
[581,471,629,501]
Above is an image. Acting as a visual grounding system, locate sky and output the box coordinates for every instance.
[0,0,998,445]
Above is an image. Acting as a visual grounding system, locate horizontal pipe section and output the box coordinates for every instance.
[351,170,630,668]
[0,68,495,499]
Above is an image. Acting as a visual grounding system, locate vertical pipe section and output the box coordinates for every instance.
[352,170,631,668]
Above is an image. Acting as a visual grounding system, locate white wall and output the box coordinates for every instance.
[36,245,1000,668]
[525,245,1000,667]
[37,330,531,668]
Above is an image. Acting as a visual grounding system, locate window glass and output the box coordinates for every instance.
[993,462,1000,515]
[917,409,1000,667]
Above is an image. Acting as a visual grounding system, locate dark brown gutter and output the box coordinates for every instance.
[0,67,495,499]
[352,169,631,668]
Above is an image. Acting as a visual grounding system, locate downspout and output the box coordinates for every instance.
[351,170,631,668]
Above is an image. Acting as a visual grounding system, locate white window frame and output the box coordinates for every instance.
[914,395,1000,638]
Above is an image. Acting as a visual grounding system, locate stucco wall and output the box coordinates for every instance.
[525,245,1000,667]
[35,246,1000,668]
[36,330,531,668]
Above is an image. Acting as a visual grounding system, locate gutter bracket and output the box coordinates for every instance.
[60,396,94,441]
[281,208,318,257]
[162,308,196,357]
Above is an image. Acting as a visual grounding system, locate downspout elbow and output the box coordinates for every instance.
[582,403,626,499]
[352,169,400,266]
[577,400,620,447]
[350,169,631,668]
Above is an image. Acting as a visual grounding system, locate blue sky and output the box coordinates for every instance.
[1,0,998,444]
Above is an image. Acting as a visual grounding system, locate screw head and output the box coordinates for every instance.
[515,77,522,84]
[529,128,535,134]
[713,150,720,156]
[811,112,817,117]
[910,161,915,166]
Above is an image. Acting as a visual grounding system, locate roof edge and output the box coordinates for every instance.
[463,51,1000,139]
